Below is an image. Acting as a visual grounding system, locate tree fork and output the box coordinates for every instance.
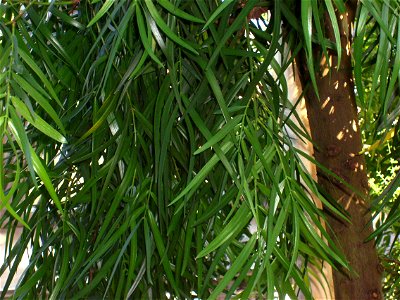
[297,3,383,299]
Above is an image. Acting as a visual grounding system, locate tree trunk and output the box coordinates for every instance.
[297,2,383,299]
[285,62,335,300]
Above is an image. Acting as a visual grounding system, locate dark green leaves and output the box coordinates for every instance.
[1,1,399,299]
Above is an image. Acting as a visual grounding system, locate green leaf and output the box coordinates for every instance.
[361,0,396,44]
[204,68,231,121]
[144,0,198,54]
[12,74,65,134]
[202,0,235,30]
[8,107,37,186]
[333,0,346,13]
[196,204,252,258]
[87,0,116,27]
[29,146,63,213]
[158,0,205,23]
[301,0,319,99]
[194,115,241,154]
[208,235,257,300]
[325,0,342,67]
[9,112,63,213]
[14,262,48,297]
[71,252,119,300]
[170,141,234,206]
[147,210,180,295]
[11,97,67,143]
[136,6,164,67]
[18,48,62,107]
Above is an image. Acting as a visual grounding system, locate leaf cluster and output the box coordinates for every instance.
[0,0,399,299]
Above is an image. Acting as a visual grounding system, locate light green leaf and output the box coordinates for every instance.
[194,115,241,154]
[170,141,234,206]
[11,97,67,143]
[87,0,116,27]
[202,0,234,30]
[12,74,65,134]
[144,0,198,54]
[18,48,62,107]
[196,204,252,258]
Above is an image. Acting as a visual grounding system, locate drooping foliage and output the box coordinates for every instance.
[356,3,400,297]
[0,0,399,299]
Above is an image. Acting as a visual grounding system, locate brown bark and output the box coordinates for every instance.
[285,62,334,299]
[297,3,382,300]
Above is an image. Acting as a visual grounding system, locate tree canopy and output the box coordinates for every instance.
[0,0,399,299]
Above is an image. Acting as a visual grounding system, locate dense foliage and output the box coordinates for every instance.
[0,0,399,299]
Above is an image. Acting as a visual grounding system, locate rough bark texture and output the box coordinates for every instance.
[297,2,383,300]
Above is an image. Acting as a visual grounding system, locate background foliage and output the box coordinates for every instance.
[356,4,400,298]
[0,0,399,299]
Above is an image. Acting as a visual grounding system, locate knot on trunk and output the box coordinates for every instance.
[368,288,381,300]
[326,144,341,157]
